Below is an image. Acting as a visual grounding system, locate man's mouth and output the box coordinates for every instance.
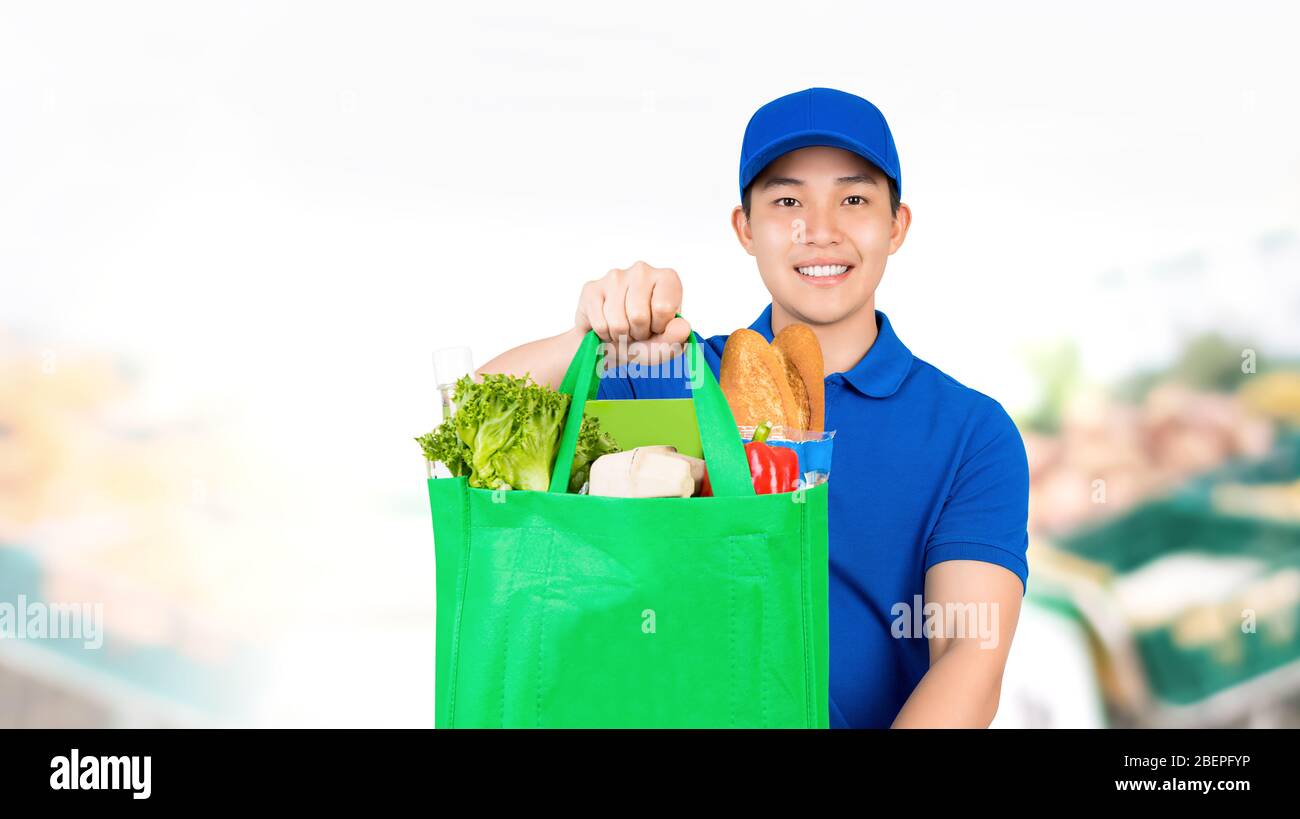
[795,262,853,285]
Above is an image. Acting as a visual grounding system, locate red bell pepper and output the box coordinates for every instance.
[700,421,800,496]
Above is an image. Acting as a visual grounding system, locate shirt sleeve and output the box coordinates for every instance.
[924,398,1031,595]
[594,352,692,400]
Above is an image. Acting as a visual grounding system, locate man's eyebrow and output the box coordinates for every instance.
[760,176,803,190]
[837,174,878,186]
[759,174,879,190]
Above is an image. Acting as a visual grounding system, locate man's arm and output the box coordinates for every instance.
[475,326,588,391]
[475,262,690,390]
[890,560,1023,728]
[893,397,1030,728]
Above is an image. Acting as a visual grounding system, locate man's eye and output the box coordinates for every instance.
[774,197,800,207]
[844,195,868,205]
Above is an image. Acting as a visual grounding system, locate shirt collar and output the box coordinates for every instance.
[747,303,914,398]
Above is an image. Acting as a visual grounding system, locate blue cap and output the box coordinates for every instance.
[739,87,902,201]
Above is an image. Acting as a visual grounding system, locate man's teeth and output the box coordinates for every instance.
[796,264,849,277]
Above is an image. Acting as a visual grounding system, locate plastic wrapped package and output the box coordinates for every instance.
[737,424,835,489]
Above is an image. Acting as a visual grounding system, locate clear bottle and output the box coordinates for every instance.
[429,346,475,478]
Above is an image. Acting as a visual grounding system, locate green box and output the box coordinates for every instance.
[582,398,704,458]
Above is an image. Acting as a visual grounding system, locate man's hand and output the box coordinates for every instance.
[575,261,692,368]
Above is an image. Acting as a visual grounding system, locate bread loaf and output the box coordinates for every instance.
[772,324,825,432]
[720,324,825,432]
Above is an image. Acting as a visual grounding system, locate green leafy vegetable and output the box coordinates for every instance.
[416,421,469,478]
[414,372,621,493]
[492,377,571,492]
[569,415,621,493]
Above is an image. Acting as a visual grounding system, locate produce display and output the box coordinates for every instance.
[1211,478,1300,523]
[1024,383,1276,534]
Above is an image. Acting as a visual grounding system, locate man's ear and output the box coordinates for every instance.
[731,205,756,256]
[888,202,913,256]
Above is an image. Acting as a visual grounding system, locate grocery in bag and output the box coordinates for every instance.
[422,322,831,727]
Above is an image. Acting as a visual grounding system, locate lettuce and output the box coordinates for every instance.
[568,415,621,493]
[415,372,620,493]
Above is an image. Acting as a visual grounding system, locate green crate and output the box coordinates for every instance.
[1056,433,1300,706]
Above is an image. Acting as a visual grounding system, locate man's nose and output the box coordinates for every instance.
[798,203,843,245]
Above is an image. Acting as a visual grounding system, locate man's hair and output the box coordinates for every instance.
[741,165,900,221]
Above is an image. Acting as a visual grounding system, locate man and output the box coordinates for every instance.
[477,87,1029,728]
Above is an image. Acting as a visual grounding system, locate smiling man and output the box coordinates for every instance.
[478,87,1029,728]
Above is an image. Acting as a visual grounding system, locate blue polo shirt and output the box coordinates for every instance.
[595,304,1030,728]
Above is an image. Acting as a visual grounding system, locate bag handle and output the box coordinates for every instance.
[548,316,754,496]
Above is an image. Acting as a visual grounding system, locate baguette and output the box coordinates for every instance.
[720,324,825,432]
[719,329,800,429]
[772,324,825,431]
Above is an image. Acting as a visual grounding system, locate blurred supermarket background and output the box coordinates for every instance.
[2,1,1298,727]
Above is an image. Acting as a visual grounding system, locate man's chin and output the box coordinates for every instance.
[773,291,871,328]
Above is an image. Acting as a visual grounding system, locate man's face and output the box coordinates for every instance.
[733,145,910,326]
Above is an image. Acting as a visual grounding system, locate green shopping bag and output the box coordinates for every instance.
[428,326,830,728]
